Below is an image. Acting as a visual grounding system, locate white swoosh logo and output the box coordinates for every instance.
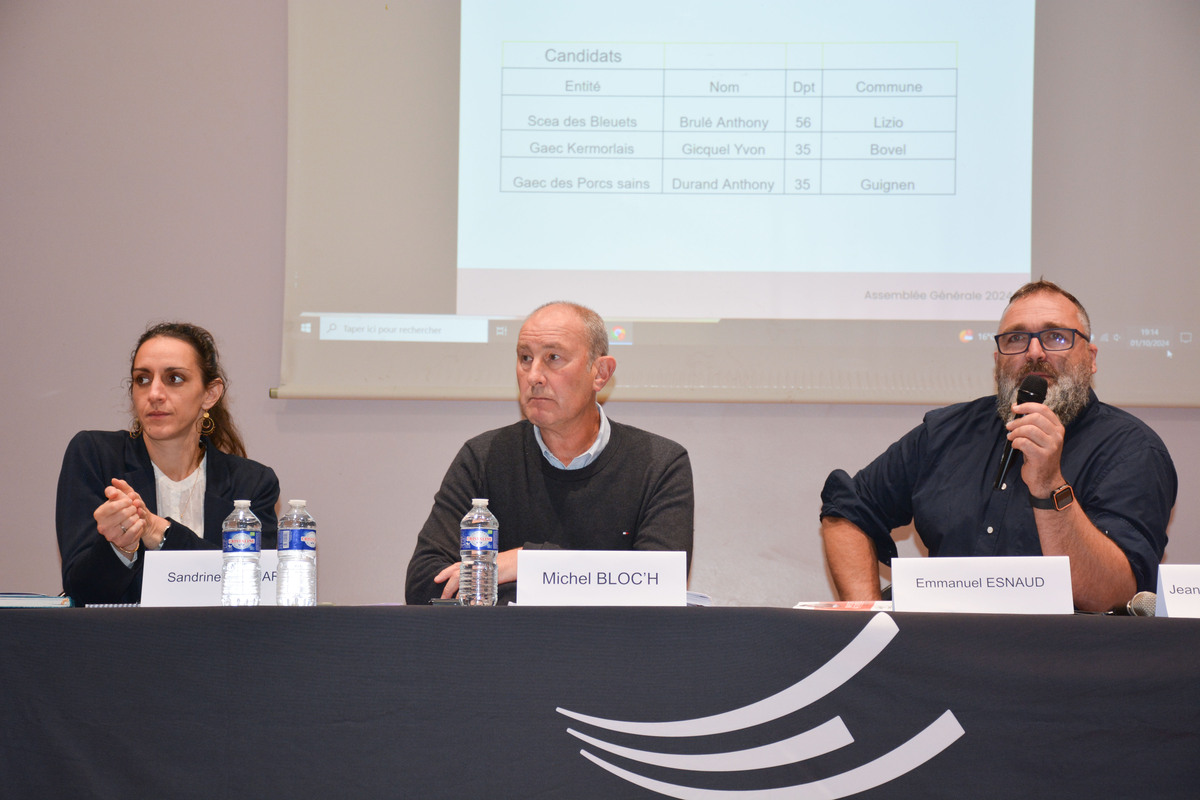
[578,710,965,799]
[566,716,853,770]
[556,613,964,797]
[557,612,898,737]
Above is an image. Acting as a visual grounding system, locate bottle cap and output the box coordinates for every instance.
[234,499,251,508]
[471,498,489,506]
[289,499,306,507]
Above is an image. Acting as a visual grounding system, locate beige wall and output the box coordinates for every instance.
[2,1,1197,606]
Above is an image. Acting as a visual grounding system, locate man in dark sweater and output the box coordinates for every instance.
[405,302,694,605]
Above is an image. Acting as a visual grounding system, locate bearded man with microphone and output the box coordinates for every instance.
[820,280,1176,613]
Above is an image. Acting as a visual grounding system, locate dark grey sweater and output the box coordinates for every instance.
[405,418,694,604]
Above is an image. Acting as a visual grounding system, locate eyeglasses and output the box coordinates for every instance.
[994,328,1087,355]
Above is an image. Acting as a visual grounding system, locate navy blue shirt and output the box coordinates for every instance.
[821,391,1176,593]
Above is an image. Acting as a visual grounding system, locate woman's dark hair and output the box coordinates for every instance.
[131,322,247,457]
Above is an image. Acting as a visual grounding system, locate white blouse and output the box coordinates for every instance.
[152,454,207,537]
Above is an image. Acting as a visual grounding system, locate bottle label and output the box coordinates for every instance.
[460,527,498,552]
[223,530,260,553]
[279,528,317,552]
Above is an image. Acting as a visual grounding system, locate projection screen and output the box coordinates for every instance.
[278,0,1200,405]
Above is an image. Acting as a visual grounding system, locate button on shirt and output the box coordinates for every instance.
[820,391,1176,593]
[533,404,611,470]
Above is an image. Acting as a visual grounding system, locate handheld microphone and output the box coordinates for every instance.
[1125,591,1157,617]
[992,374,1048,490]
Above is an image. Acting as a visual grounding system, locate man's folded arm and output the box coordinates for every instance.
[405,444,481,604]
[821,516,883,601]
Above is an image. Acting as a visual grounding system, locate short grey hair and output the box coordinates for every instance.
[528,301,609,362]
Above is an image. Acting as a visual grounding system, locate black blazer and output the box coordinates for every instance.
[56,430,279,605]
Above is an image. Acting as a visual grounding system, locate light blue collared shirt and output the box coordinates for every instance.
[533,403,610,470]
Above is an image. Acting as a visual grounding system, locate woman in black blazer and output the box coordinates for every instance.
[56,323,279,605]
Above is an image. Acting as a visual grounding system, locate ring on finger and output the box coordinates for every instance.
[120,523,127,534]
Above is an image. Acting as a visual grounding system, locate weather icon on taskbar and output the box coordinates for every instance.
[959,329,975,343]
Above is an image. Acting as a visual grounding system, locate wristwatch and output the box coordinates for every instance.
[1030,484,1075,511]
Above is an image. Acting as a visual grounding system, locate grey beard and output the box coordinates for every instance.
[995,363,1092,425]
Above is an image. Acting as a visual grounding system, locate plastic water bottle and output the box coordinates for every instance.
[221,500,262,606]
[459,499,498,606]
[277,499,317,606]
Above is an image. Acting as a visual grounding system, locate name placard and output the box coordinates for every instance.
[1156,564,1200,618]
[142,550,278,607]
[517,550,686,606]
[891,556,1072,614]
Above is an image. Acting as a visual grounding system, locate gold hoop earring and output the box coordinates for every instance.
[129,420,142,438]
[200,411,215,437]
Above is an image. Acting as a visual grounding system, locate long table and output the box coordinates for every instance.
[3,606,1198,798]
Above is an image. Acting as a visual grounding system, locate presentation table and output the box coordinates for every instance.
[3,606,1197,798]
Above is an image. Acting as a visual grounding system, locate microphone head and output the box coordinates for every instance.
[1126,591,1157,617]
[1017,374,1048,405]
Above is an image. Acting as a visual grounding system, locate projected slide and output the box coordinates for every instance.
[458,0,1035,322]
